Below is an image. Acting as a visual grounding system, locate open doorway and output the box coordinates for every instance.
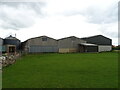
[79,45,86,52]
[9,46,15,53]
[6,45,16,54]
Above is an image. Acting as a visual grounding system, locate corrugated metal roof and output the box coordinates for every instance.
[81,35,111,40]
[23,35,57,43]
[79,43,98,46]
[5,35,18,40]
[58,36,80,41]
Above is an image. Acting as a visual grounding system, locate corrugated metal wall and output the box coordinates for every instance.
[98,45,112,52]
[22,35,112,53]
[58,37,86,53]
[58,37,86,48]
[59,48,78,53]
[29,46,58,53]
[81,35,112,45]
[86,46,98,52]
[28,36,58,46]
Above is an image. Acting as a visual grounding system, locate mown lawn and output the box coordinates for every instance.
[2,52,118,88]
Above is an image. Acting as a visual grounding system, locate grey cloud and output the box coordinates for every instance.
[100,30,118,39]
[85,4,117,24]
[104,32,118,38]
[0,2,45,13]
[0,2,46,30]
[1,15,34,30]
[99,23,118,39]
[63,2,118,39]
[64,2,118,24]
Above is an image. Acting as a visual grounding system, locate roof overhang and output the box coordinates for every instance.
[79,43,98,46]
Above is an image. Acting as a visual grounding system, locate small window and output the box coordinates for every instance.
[42,37,47,41]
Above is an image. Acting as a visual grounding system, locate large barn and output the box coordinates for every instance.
[58,36,86,53]
[22,36,58,53]
[81,35,112,52]
[22,35,112,53]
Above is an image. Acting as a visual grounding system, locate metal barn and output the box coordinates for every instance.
[58,36,86,53]
[22,35,112,53]
[23,36,58,53]
[81,35,112,52]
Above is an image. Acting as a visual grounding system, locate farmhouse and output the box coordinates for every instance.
[81,35,112,52]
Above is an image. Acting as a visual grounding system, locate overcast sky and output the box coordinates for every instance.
[0,0,119,45]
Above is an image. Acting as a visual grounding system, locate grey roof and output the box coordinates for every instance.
[58,36,82,41]
[23,35,57,43]
[5,35,18,40]
[79,43,98,46]
[81,35,111,40]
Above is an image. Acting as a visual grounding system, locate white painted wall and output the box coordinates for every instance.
[98,45,112,52]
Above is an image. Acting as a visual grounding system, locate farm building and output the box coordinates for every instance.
[22,35,112,53]
[3,35,21,54]
[81,35,112,52]
[22,36,58,53]
[0,38,3,56]
[58,36,86,53]
[79,43,98,52]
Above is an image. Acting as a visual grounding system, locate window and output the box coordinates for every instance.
[42,37,47,41]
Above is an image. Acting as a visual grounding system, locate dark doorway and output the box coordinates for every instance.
[79,44,98,53]
[79,45,86,52]
[86,46,98,52]
[9,46,16,53]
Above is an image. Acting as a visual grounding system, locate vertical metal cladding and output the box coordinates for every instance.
[58,36,86,53]
[86,46,98,52]
[98,45,112,52]
[81,35,112,45]
[29,46,58,53]
[22,35,112,53]
[3,35,21,51]
[81,35,112,52]
[25,36,58,53]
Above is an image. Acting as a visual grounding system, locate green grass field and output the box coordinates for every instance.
[2,52,118,88]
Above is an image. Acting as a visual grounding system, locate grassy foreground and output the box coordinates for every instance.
[3,52,118,88]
